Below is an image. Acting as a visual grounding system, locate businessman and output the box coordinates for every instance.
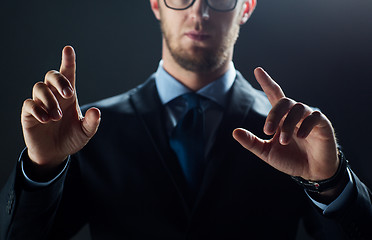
[1,0,372,239]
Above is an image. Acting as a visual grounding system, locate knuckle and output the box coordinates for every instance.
[278,97,292,105]
[33,81,46,92]
[45,70,60,83]
[311,110,322,118]
[312,110,321,115]
[46,70,69,87]
[294,102,305,109]
[22,99,33,109]
[272,98,291,114]
[312,111,326,123]
[45,70,58,77]
[292,103,306,113]
[34,81,45,88]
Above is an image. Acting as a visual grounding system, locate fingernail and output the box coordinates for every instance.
[265,122,274,134]
[52,109,62,119]
[41,114,49,122]
[63,87,73,97]
[280,133,288,144]
[63,46,74,56]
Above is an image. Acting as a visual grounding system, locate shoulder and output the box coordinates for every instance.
[81,89,135,115]
[235,71,271,117]
[80,74,156,115]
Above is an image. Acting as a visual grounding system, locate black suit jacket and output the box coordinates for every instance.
[1,73,372,239]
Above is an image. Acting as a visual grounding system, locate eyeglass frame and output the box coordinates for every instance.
[163,0,239,12]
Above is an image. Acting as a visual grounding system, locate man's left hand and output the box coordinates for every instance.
[233,67,339,181]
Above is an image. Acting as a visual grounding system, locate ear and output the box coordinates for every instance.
[240,0,257,25]
[150,0,161,20]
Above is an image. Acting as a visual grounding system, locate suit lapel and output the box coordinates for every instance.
[193,72,261,211]
[129,76,192,216]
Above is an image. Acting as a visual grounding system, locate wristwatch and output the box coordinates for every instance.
[291,148,349,193]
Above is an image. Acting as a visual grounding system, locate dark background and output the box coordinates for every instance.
[1,0,371,239]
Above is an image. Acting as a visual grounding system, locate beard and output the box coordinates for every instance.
[160,20,240,73]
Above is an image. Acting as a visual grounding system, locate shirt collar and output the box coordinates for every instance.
[155,60,236,107]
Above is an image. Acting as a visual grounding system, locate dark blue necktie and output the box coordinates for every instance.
[169,93,205,197]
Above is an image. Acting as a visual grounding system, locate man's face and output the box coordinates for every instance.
[154,0,248,73]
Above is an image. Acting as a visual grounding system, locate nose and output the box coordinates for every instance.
[190,0,210,21]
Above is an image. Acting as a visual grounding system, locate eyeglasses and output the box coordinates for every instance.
[164,0,238,12]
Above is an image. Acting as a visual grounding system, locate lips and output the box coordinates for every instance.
[185,31,211,41]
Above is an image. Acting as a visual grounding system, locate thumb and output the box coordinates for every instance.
[232,128,267,159]
[81,107,101,139]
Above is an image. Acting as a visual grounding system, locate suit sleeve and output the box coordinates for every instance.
[303,169,372,239]
[0,151,84,240]
[334,170,372,239]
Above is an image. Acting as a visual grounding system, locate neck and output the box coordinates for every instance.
[162,43,233,91]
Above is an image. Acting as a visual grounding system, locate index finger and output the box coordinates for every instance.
[254,67,285,106]
[59,45,76,89]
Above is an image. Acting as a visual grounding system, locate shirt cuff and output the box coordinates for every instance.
[21,153,70,189]
[306,168,354,214]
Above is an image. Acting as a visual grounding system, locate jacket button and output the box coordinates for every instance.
[6,205,12,215]
[6,190,15,214]
[9,192,15,201]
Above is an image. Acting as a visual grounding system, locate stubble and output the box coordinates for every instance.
[160,17,241,73]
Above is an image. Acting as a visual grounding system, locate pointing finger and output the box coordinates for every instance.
[254,67,285,106]
[59,46,76,88]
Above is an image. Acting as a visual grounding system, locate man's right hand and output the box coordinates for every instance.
[21,46,101,175]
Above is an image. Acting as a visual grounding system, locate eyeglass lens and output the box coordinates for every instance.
[164,0,238,12]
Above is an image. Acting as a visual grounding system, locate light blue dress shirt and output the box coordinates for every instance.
[155,60,235,156]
